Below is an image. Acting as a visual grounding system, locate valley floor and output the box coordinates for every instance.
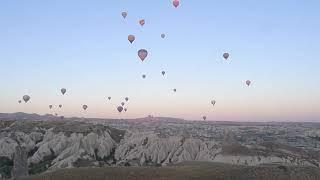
[19,162,320,180]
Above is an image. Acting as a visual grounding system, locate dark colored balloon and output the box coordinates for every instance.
[122,12,127,19]
[162,71,166,76]
[128,35,135,44]
[246,80,251,86]
[161,34,166,38]
[139,19,145,26]
[108,97,111,100]
[203,116,207,121]
[223,53,229,60]
[173,0,180,8]
[83,105,88,110]
[18,100,22,104]
[121,102,125,106]
[124,108,127,112]
[142,74,146,79]
[173,89,177,92]
[125,97,129,102]
[59,104,62,108]
[117,106,123,113]
[49,105,53,109]
[138,49,148,61]
[61,88,67,95]
[23,95,30,103]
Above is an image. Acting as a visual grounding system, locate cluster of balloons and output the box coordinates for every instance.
[18,0,253,121]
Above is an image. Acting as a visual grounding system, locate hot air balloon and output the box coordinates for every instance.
[161,33,166,39]
[122,12,127,19]
[223,53,229,60]
[138,49,148,61]
[162,71,166,76]
[18,100,21,104]
[139,19,145,26]
[128,35,135,44]
[108,97,111,100]
[49,105,53,109]
[246,80,251,86]
[142,74,146,79]
[117,106,123,113]
[23,95,30,103]
[83,105,88,111]
[59,104,62,108]
[121,102,125,106]
[173,89,177,92]
[125,97,129,102]
[55,113,58,116]
[203,116,207,121]
[173,0,180,8]
[211,100,216,106]
[61,88,67,95]
[124,108,127,112]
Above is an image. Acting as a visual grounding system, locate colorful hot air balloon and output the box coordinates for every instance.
[108,97,111,100]
[121,102,125,106]
[139,19,145,26]
[173,0,180,8]
[59,104,62,108]
[128,35,135,44]
[161,33,166,39]
[49,105,53,109]
[203,116,207,121]
[162,71,166,76]
[23,95,30,103]
[122,12,127,19]
[138,49,148,61]
[83,105,88,110]
[211,100,216,106]
[61,88,67,95]
[246,80,251,86]
[223,53,229,60]
[117,106,123,113]
[142,74,146,79]
[125,97,129,102]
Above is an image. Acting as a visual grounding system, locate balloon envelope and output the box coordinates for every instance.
[121,102,125,106]
[128,35,135,44]
[124,108,127,112]
[142,74,146,79]
[61,88,67,95]
[125,97,129,102]
[173,89,177,92]
[161,34,166,38]
[211,100,216,106]
[18,100,21,104]
[117,106,123,113]
[139,19,145,26]
[246,80,251,86]
[122,12,127,19]
[162,71,166,76]
[59,105,62,108]
[138,49,148,61]
[173,0,180,8]
[203,116,207,120]
[23,95,30,103]
[223,53,229,60]
[108,97,111,100]
[83,105,88,110]
[49,105,53,109]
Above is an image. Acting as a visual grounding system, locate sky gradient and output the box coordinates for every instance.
[0,0,319,121]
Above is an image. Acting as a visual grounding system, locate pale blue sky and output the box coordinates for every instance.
[0,0,319,121]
